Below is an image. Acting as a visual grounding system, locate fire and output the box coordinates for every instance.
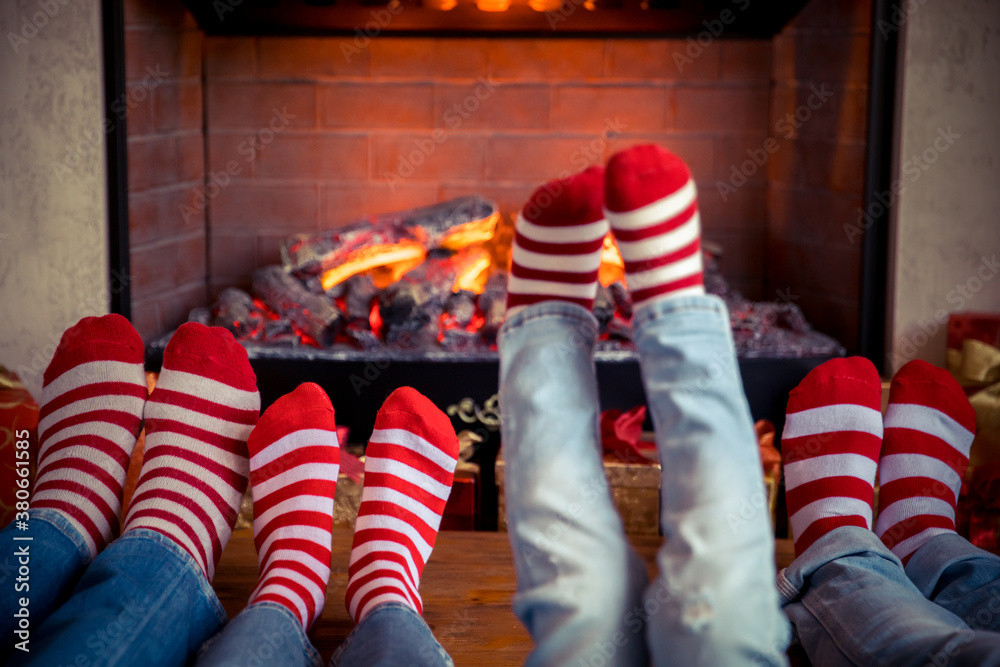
[439,211,500,250]
[452,246,493,294]
[319,241,426,291]
[598,233,626,287]
[369,302,383,338]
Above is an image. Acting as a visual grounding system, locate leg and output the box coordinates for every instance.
[196,382,340,667]
[500,167,649,667]
[605,145,788,665]
[875,360,1000,629]
[779,526,1000,667]
[0,313,146,655]
[341,387,459,665]
[16,322,260,666]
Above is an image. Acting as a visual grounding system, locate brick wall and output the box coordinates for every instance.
[203,36,772,302]
[767,0,871,351]
[125,0,206,342]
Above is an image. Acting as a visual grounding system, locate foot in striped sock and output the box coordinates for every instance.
[604,144,704,310]
[345,387,459,623]
[875,360,976,564]
[246,383,340,630]
[33,315,147,559]
[782,357,884,557]
[506,165,608,319]
[123,322,260,581]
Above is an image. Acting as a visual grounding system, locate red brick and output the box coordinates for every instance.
[258,37,371,79]
[771,35,798,83]
[320,184,440,228]
[767,183,864,246]
[151,82,202,133]
[715,136,771,185]
[721,41,772,82]
[178,133,204,184]
[433,84,549,130]
[155,283,212,338]
[770,84,868,142]
[125,29,180,83]
[129,186,207,246]
[131,234,206,297]
[124,0,189,28]
[438,183,536,222]
[606,40,721,82]
[673,86,770,133]
[207,132,256,178]
[179,30,202,79]
[604,135,715,184]
[371,38,489,79]
[256,233,290,269]
[489,39,605,81]
[768,139,866,194]
[207,83,316,129]
[698,183,767,232]
[551,86,666,132]
[802,34,871,87]
[319,83,434,129]
[373,135,487,182]
[125,84,154,137]
[205,38,256,79]
[209,232,258,280]
[128,136,178,192]
[702,228,765,279]
[488,136,604,182]
[211,184,319,230]
[130,300,161,344]
[766,236,861,302]
[256,134,369,180]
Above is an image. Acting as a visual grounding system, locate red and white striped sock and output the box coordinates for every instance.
[604,144,704,310]
[506,165,609,318]
[246,382,340,630]
[875,360,976,564]
[782,357,884,557]
[345,387,459,623]
[32,315,147,559]
[123,323,260,581]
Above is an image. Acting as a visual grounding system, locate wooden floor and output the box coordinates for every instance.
[214,528,796,665]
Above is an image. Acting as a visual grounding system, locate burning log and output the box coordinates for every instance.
[281,196,499,291]
[252,266,344,347]
[476,273,507,345]
[214,287,260,338]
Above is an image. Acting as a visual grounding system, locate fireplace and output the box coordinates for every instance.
[104,0,897,528]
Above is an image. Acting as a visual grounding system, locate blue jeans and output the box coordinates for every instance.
[0,511,452,666]
[778,526,1000,666]
[499,296,790,666]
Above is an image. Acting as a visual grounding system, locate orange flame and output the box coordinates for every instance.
[598,233,626,287]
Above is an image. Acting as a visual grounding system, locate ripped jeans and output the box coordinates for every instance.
[499,296,790,667]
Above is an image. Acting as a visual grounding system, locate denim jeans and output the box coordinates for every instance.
[778,526,1000,666]
[499,296,790,667]
[0,512,452,666]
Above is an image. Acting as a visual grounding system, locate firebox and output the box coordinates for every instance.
[104,0,897,529]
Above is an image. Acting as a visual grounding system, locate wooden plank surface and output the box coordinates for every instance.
[213,528,796,665]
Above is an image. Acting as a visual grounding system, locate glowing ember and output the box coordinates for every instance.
[319,241,426,291]
[369,302,383,339]
[439,212,501,250]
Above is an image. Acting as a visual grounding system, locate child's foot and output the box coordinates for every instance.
[345,387,459,622]
[33,314,147,558]
[246,383,340,629]
[876,360,976,564]
[604,144,704,311]
[506,166,608,319]
[123,323,260,581]
[782,357,884,556]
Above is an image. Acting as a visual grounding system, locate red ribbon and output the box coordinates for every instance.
[957,462,1000,550]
